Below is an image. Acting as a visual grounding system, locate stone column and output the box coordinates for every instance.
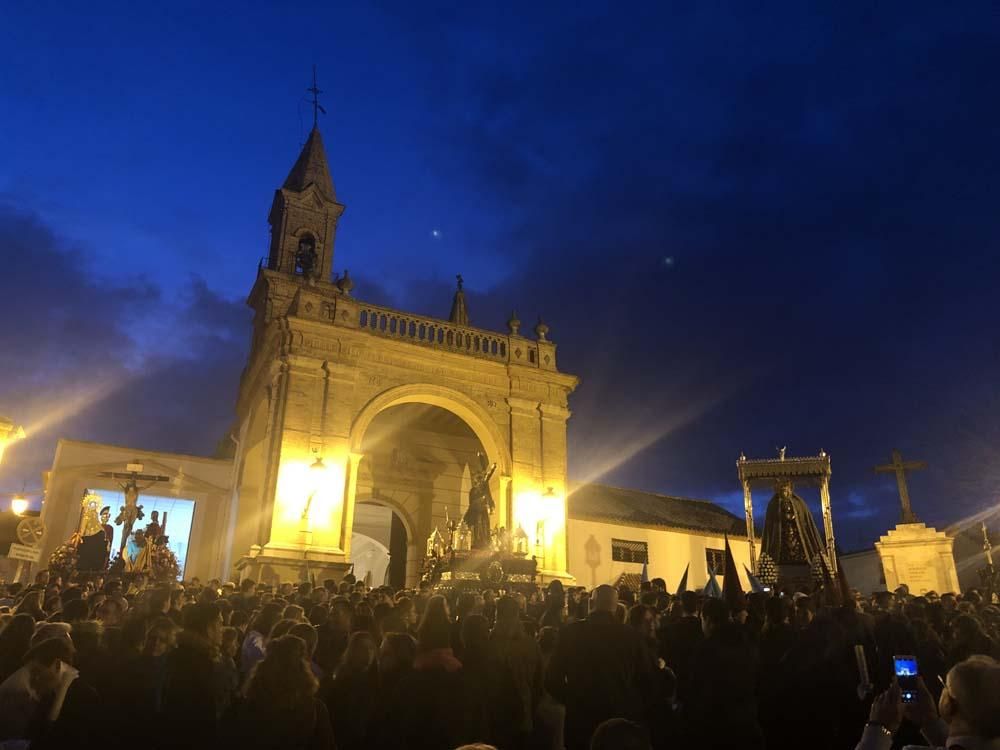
[497,475,512,532]
[236,353,353,583]
[507,397,541,482]
[539,403,571,578]
[256,361,289,548]
[341,451,364,557]
[263,355,325,551]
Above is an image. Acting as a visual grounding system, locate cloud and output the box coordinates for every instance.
[0,203,248,493]
[844,491,879,521]
[379,5,1000,547]
[3,4,998,552]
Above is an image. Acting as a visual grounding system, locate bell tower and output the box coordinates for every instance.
[267,127,345,281]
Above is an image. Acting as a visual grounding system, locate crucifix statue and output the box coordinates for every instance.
[98,462,170,555]
[874,449,926,524]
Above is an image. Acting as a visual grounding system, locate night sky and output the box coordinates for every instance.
[2,3,999,550]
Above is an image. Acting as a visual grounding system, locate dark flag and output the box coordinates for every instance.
[744,565,766,593]
[722,533,745,612]
[676,563,689,594]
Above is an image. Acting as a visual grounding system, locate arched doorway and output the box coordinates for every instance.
[351,402,494,587]
[350,502,408,588]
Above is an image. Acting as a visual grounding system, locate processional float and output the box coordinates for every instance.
[737,448,837,591]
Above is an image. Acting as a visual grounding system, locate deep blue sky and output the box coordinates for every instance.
[1,2,998,550]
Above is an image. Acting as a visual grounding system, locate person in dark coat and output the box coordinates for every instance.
[686,598,763,750]
[158,602,227,750]
[382,595,487,750]
[659,590,702,705]
[0,613,35,684]
[221,634,335,750]
[0,636,78,746]
[377,632,416,697]
[489,595,544,750]
[758,595,797,671]
[545,584,651,750]
[321,631,378,750]
[315,598,352,674]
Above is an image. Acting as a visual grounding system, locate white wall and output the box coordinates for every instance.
[839,549,885,594]
[567,517,754,592]
[41,440,233,581]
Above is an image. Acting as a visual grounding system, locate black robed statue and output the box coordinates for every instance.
[464,452,497,549]
[760,480,826,565]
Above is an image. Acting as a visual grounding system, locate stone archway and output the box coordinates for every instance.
[348,390,501,586]
[229,128,579,585]
[349,383,512,477]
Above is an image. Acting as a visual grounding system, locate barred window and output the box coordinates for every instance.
[611,539,648,564]
[705,547,724,573]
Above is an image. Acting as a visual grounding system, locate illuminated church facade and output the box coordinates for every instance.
[38,128,754,590]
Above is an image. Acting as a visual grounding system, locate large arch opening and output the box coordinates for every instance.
[352,402,495,587]
[349,503,409,588]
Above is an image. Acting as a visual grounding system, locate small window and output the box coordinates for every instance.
[295,234,317,276]
[611,538,648,564]
[705,547,724,573]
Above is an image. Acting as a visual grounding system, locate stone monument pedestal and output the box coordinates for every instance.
[235,544,351,586]
[876,522,960,595]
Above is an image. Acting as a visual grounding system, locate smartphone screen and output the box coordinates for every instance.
[893,655,919,703]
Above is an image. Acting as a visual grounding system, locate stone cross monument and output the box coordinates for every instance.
[873,449,959,595]
[874,450,926,524]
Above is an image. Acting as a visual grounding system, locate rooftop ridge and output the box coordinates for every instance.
[570,480,741,515]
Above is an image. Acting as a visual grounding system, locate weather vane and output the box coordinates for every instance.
[307,64,326,129]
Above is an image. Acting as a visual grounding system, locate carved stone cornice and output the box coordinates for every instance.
[538,403,571,421]
[506,397,540,416]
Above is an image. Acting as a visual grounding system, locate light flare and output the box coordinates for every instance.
[514,487,566,569]
[273,453,347,547]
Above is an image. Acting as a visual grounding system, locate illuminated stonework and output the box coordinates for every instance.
[876,522,960,595]
[229,129,578,585]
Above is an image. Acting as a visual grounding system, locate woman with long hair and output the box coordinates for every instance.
[240,602,284,678]
[460,614,491,677]
[490,596,544,750]
[416,595,454,656]
[221,634,334,750]
[949,613,998,666]
[378,632,416,696]
[320,631,377,750]
[14,591,45,621]
[385,594,488,749]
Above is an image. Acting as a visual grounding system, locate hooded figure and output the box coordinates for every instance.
[760,481,825,566]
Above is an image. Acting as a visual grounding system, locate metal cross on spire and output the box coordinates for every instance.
[874,449,926,524]
[307,65,326,129]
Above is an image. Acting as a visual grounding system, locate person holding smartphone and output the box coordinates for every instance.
[855,655,1000,750]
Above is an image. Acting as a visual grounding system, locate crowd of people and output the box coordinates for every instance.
[0,568,998,750]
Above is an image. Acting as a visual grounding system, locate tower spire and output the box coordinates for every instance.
[264,76,345,279]
[283,127,335,201]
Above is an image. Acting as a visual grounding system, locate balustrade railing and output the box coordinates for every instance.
[357,304,508,362]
